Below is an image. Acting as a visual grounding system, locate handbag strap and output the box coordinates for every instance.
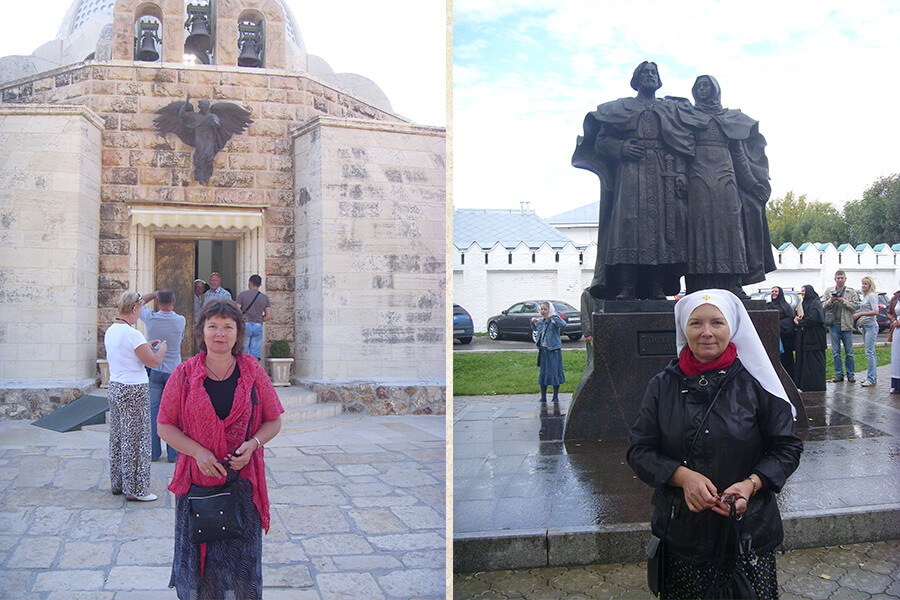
[244,384,257,441]
[660,380,727,540]
[241,291,261,314]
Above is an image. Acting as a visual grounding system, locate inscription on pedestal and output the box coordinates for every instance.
[637,331,676,356]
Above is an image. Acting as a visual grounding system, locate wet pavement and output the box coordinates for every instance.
[0,413,445,599]
[453,538,900,599]
[453,364,900,572]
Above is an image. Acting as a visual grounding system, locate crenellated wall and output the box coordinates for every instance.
[453,241,900,333]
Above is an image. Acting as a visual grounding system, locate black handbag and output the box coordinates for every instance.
[187,470,244,544]
[186,386,257,544]
[704,502,759,599]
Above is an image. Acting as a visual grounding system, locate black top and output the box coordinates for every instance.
[627,358,802,560]
[203,363,240,420]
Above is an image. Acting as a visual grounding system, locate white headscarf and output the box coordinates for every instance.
[674,289,796,419]
[543,301,557,317]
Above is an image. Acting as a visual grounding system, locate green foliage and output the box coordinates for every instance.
[843,175,900,246]
[767,174,899,247]
[269,340,291,358]
[766,191,844,247]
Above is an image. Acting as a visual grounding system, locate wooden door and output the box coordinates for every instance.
[154,240,196,358]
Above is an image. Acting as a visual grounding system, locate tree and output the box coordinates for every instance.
[766,191,845,247]
[843,174,900,246]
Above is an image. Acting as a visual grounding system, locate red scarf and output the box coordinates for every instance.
[678,342,737,375]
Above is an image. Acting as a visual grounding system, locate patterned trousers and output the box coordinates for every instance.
[107,381,152,497]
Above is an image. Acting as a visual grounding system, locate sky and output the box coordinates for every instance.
[0,0,446,127]
[453,0,900,219]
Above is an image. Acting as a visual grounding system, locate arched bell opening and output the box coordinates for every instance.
[133,4,163,63]
[237,10,265,68]
[184,0,214,65]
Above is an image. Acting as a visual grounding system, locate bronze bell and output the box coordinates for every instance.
[137,32,159,62]
[238,38,261,67]
[185,16,212,53]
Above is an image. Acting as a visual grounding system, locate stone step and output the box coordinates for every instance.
[454,504,900,572]
[82,386,340,432]
[280,401,343,424]
[274,386,318,409]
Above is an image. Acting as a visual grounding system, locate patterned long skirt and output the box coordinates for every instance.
[169,475,263,600]
[107,381,151,497]
[662,547,779,599]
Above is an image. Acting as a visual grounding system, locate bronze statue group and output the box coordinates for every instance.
[574,61,774,301]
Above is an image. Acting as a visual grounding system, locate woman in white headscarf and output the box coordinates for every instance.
[531,301,566,402]
[889,277,900,394]
[628,289,802,599]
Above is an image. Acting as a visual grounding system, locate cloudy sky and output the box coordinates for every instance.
[0,0,446,127]
[453,0,900,219]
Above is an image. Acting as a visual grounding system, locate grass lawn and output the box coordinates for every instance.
[452,346,891,396]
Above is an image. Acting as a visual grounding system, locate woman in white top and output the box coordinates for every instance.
[104,292,168,501]
[853,277,880,387]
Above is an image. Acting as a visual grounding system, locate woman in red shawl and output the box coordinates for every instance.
[158,299,283,599]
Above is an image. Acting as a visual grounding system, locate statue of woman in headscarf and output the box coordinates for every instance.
[682,75,775,296]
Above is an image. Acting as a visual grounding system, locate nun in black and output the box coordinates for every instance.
[793,285,827,392]
[767,286,796,376]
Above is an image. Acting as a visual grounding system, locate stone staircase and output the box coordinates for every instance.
[81,385,344,432]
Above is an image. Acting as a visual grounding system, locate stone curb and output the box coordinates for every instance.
[453,504,900,572]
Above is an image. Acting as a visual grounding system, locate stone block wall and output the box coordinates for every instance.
[0,106,103,396]
[0,61,404,362]
[294,117,446,414]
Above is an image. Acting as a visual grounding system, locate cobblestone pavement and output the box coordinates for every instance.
[454,539,900,599]
[0,413,445,599]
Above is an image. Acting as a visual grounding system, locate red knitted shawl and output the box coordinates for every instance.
[158,353,284,533]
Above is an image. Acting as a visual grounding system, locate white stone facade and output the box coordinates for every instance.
[0,106,103,386]
[453,241,900,333]
[294,117,446,388]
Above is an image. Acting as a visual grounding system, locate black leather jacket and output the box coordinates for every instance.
[627,358,802,560]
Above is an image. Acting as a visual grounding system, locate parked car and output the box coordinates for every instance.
[486,300,582,342]
[750,288,803,314]
[453,303,474,344]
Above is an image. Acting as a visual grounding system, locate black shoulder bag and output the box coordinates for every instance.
[187,385,258,544]
[647,383,724,597]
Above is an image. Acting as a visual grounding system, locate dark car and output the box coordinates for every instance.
[453,303,474,344]
[486,300,582,342]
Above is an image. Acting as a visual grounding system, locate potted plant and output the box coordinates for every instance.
[267,340,293,387]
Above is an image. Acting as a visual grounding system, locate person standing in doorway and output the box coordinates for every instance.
[853,276,880,387]
[204,272,232,304]
[237,274,272,361]
[822,270,859,382]
[139,289,186,462]
[193,279,208,321]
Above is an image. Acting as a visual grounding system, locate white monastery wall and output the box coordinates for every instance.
[454,242,899,333]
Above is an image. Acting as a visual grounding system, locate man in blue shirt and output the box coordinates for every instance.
[139,289,186,462]
[203,272,232,304]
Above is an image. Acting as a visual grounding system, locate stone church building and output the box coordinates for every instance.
[0,0,446,418]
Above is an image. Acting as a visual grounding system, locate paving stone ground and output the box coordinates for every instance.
[453,539,900,599]
[0,412,446,599]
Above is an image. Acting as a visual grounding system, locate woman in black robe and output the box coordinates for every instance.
[767,286,796,376]
[793,285,827,392]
